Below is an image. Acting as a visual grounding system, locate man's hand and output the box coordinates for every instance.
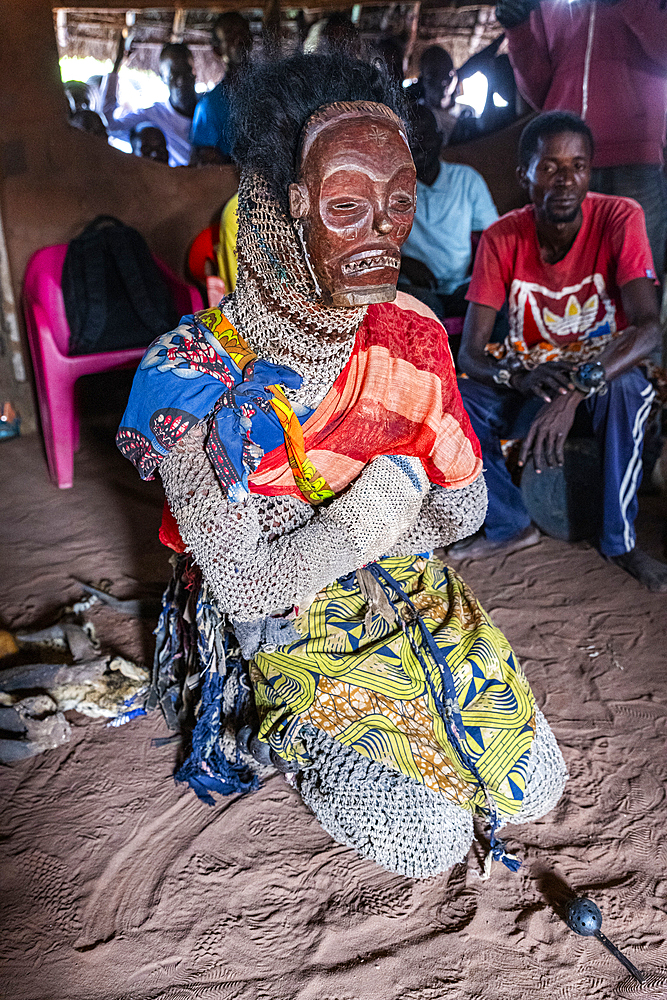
[518,391,580,472]
[512,360,575,402]
[495,0,540,29]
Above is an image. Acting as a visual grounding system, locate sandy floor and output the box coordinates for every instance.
[1,400,667,1000]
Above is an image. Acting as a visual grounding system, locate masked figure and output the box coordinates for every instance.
[118,53,567,878]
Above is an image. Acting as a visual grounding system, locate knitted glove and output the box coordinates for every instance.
[495,0,540,29]
[322,454,430,565]
[386,474,488,557]
[161,428,430,620]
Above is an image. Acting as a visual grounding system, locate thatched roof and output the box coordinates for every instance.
[55,4,503,85]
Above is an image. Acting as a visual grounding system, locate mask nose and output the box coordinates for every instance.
[374,209,393,235]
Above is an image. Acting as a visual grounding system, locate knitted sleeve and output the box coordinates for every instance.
[386,474,487,557]
[160,424,430,620]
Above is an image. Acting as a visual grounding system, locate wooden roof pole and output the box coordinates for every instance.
[171,8,186,43]
[55,9,68,51]
[263,0,281,56]
[403,1,420,78]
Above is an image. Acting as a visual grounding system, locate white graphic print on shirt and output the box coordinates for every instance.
[508,272,617,350]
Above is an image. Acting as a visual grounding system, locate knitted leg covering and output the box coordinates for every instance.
[297,727,474,878]
[500,708,568,826]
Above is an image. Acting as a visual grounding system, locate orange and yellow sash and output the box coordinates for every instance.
[200,307,334,506]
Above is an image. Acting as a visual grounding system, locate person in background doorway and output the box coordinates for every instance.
[399,103,498,328]
[102,39,198,166]
[129,123,169,164]
[189,12,253,166]
[454,112,666,592]
[407,46,475,148]
[456,35,523,138]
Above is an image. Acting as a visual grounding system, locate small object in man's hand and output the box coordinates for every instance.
[571,360,607,397]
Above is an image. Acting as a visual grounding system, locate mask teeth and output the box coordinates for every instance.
[341,255,399,276]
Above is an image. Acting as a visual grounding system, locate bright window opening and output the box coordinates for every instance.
[456,71,488,118]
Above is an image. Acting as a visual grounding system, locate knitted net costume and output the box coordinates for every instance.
[298,708,566,878]
[157,171,568,878]
[162,173,491,617]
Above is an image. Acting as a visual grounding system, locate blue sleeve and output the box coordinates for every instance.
[190,85,232,155]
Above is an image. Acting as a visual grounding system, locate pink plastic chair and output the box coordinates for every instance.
[23,244,203,488]
[444,316,464,338]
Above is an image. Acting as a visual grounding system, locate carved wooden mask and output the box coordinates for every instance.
[288,107,416,308]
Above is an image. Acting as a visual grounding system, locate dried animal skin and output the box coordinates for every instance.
[0,694,71,763]
[0,657,149,720]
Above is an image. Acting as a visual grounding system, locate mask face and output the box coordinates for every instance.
[289,117,416,307]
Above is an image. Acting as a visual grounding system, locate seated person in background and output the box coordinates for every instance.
[130,123,169,164]
[399,103,498,323]
[454,111,666,592]
[102,39,198,166]
[316,13,364,57]
[64,80,95,115]
[407,46,474,148]
[188,193,239,305]
[496,0,667,287]
[69,109,107,138]
[190,12,252,166]
[216,193,238,294]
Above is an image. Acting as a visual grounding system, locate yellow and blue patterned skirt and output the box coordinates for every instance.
[253,555,535,819]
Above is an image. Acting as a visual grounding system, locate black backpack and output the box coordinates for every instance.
[63,215,179,355]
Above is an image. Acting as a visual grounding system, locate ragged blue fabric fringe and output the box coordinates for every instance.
[175,668,259,804]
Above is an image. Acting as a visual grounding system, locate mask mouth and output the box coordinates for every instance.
[340,249,400,277]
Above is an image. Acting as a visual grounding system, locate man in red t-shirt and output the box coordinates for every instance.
[455,111,666,591]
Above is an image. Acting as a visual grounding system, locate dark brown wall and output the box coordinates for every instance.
[442,114,532,217]
[0,0,237,432]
